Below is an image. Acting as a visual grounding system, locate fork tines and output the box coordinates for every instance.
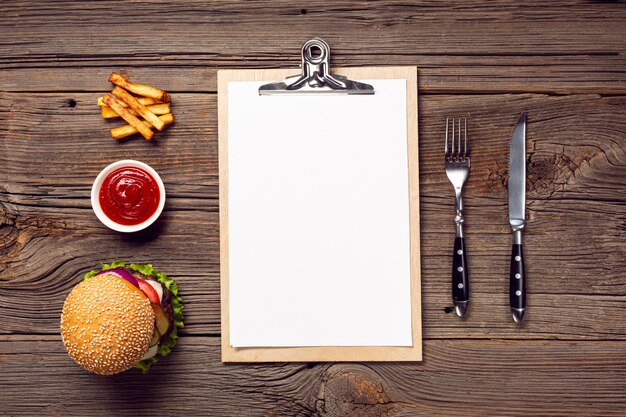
[445,117,469,161]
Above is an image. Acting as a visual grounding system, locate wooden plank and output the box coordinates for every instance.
[1,92,624,200]
[1,201,625,340]
[217,67,421,362]
[2,1,624,53]
[1,336,625,416]
[0,91,624,338]
[2,55,626,95]
[0,1,625,93]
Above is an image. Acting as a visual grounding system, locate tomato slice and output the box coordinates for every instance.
[136,278,160,304]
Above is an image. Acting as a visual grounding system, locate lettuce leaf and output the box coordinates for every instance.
[133,357,157,373]
[84,269,99,279]
[83,261,184,374]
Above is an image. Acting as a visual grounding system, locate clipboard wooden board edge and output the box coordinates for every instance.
[218,66,421,362]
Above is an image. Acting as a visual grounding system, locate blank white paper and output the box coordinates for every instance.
[228,79,411,347]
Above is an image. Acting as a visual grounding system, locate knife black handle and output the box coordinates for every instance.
[452,237,469,306]
[509,243,526,322]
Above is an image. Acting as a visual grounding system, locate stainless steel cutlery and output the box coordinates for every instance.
[444,114,528,323]
[444,118,470,317]
[508,113,528,323]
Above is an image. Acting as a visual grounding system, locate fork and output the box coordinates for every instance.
[445,118,470,317]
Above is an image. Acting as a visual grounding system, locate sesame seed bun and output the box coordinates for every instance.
[61,274,155,375]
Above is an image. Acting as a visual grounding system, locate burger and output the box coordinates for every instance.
[60,261,184,375]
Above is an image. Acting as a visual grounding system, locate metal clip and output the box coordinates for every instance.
[259,38,374,95]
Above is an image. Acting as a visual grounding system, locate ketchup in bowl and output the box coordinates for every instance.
[99,166,161,226]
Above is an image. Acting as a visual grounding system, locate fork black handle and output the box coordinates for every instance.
[452,237,469,316]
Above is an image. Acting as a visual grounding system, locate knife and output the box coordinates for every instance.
[508,113,527,323]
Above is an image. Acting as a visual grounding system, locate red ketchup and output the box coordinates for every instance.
[99,166,160,226]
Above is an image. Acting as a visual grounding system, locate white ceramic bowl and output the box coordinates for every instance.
[91,160,166,233]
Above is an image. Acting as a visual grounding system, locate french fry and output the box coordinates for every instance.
[109,72,170,103]
[145,103,170,114]
[102,105,135,119]
[102,95,154,140]
[101,103,171,119]
[98,95,160,107]
[111,113,174,140]
[112,86,165,131]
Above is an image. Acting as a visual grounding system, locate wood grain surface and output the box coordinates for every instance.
[1,1,625,416]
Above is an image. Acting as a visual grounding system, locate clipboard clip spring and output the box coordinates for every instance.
[259,38,374,95]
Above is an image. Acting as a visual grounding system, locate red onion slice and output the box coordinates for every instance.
[96,268,139,288]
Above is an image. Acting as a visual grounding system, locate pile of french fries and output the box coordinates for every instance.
[97,73,174,140]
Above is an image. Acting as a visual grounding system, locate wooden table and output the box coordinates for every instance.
[1,1,625,416]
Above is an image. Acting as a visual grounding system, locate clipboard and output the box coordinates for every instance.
[219,38,420,362]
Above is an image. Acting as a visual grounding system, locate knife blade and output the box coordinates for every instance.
[508,112,527,323]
